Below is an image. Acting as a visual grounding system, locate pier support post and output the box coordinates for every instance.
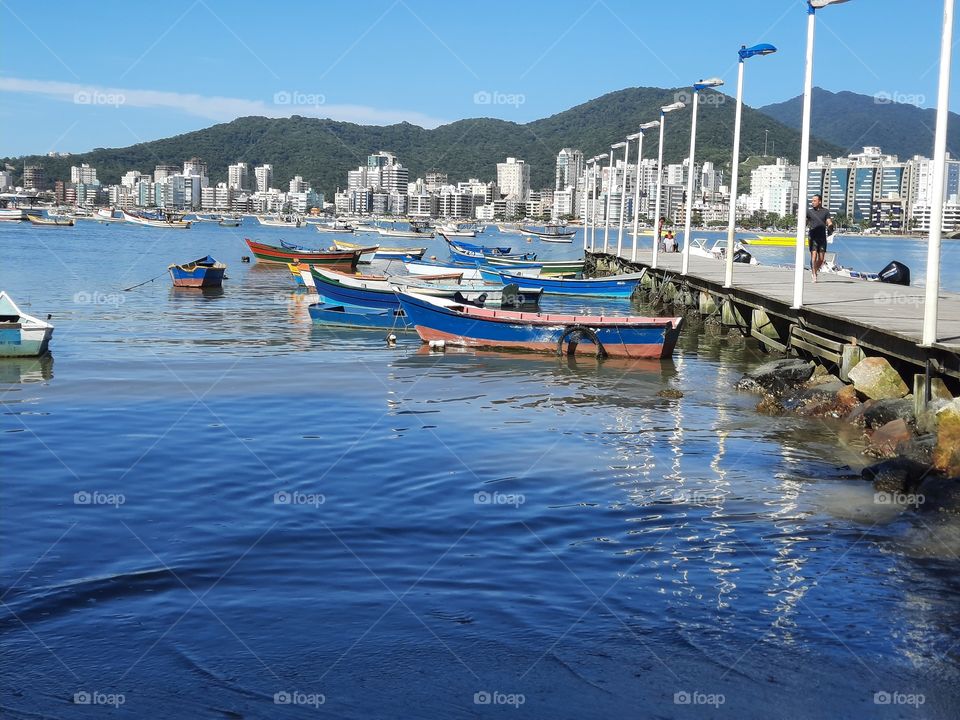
[721,300,747,329]
[699,292,718,316]
[839,344,865,383]
[750,309,786,352]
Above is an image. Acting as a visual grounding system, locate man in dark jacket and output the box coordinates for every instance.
[806,194,833,282]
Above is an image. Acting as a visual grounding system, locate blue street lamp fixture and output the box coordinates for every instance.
[681,77,724,276]
[724,42,777,289]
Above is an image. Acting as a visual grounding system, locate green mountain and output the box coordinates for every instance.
[759,87,960,160]
[3,87,844,197]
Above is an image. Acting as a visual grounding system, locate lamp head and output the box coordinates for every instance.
[739,43,777,60]
[640,121,660,130]
[611,142,627,150]
[693,77,725,91]
[810,0,851,7]
[626,133,641,141]
[660,101,685,114]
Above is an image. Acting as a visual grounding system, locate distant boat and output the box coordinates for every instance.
[403,258,542,279]
[687,238,757,265]
[313,220,355,234]
[258,214,302,228]
[331,240,379,264]
[484,255,584,277]
[743,235,796,247]
[0,291,54,357]
[218,215,243,227]
[0,208,24,222]
[26,214,75,227]
[309,302,413,331]
[482,269,645,297]
[521,223,576,242]
[122,210,191,229]
[168,255,227,288]
[496,223,522,234]
[437,222,476,238]
[395,291,683,359]
[244,238,361,269]
[445,237,515,256]
[377,225,434,239]
[96,208,125,223]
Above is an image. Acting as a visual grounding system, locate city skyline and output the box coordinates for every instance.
[1,0,958,157]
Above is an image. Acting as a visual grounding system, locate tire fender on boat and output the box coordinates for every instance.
[557,325,607,359]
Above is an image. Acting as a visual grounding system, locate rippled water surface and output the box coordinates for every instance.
[2,221,960,718]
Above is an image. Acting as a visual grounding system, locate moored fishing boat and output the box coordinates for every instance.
[403,258,542,279]
[26,214,75,227]
[335,239,425,260]
[0,291,54,357]
[521,223,576,242]
[447,243,538,264]
[377,224,435,239]
[484,255,585,276]
[96,208,125,223]
[313,220,355,234]
[245,238,361,269]
[288,263,310,287]
[218,214,243,227]
[122,209,191,229]
[437,222,476,238]
[444,237,514,256]
[483,269,645,297]
[396,291,682,359]
[0,207,24,222]
[331,240,379,263]
[308,302,413,331]
[258,214,303,228]
[168,255,227,288]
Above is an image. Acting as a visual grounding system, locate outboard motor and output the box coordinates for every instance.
[453,291,487,308]
[733,247,753,264]
[878,261,910,286]
[500,283,521,309]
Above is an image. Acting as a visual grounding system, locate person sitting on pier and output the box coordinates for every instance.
[806,194,833,282]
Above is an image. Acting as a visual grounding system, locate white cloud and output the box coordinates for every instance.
[0,76,448,128]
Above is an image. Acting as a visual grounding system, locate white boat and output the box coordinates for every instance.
[122,210,191,229]
[218,215,243,227]
[403,259,542,279]
[0,208,24,222]
[377,226,434,239]
[332,240,379,263]
[354,223,381,234]
[687,238,758,265]
[521,223,576,242]
[0,292,54,357]
[314,221,355,234]
[496,223,522,234]
[437,223,476,238]
[95,208,124,223]
[258,214,302,228]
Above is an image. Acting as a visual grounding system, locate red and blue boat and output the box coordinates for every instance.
[480,269,645,298]
[395,291,683,359]
[245,238,361,269]
[168,255,227,288]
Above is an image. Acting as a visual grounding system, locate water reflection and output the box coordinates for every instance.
[0,353,54,384]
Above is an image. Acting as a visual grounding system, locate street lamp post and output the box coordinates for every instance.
[651,101,684,270]
[792,0,851,308]
[616,137,636,257]
[590,154,607,251]
[583,158,596,251]
[681,78,724,276]
[631,121,660,262]
[603,143,625,253]
[922,0,954,346]
[724,43,777,289]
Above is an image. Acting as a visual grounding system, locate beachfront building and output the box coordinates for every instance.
[22,165,44,190]
[70,163,98,185]
[344,151,409,216]
[254,164,273,193]
[497,157,530,202]
[228,162,249,191]
[738,158,800,218]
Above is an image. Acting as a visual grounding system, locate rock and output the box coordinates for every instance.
[862,457,931,494]
[805,370,842,388]
[736,358,815,396]
[862,398,915,430]
[657,389,683,399]
[916,476,960,515]
[864,418,912,459]
[845,398,874,427]
[897,434,937,466]
[847,356,909,400]
[784,381,860,418]
[756,395,784,415]
[933,399,960,476]
[916,398,951,434]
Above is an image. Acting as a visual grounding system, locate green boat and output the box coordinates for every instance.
[484,256,585,277]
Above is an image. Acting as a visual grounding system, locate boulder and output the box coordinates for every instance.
[657,389,684,399]
[845,398,874,427]
[917,476,960,515]
[862,457,931,494]
[897,434,937,466]
[736,358,815,396]
[805,370,842,388]
[916,398,951,435]
[864,418,912,459]
[784,381,860,418]
[862,398,915,430]
[847,356,909,400]
[933,399,960,476]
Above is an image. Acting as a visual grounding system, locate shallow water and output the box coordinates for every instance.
[1,220,959,718]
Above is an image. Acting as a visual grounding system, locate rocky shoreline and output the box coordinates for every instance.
[736,356,960,514]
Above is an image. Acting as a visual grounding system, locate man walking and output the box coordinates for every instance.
[806,194,832,282]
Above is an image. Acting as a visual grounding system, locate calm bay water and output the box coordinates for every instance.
[2,220,960,718]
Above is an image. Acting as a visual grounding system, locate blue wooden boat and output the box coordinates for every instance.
[482,269,645,297]
[396,291,683,359]
[448,243,538,264]
[446,237,513,255]
[168,255,227,287]
[308,302,412,330]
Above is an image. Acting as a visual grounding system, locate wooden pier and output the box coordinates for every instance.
[589,248,960,385]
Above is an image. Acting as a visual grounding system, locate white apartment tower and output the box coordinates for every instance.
[497,157,530,201]
[71,163,98,184]
[228,162,249,191]
[555,149,584,192]
[254,164,273,193]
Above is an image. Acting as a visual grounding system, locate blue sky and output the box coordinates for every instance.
[1,0,957,157]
